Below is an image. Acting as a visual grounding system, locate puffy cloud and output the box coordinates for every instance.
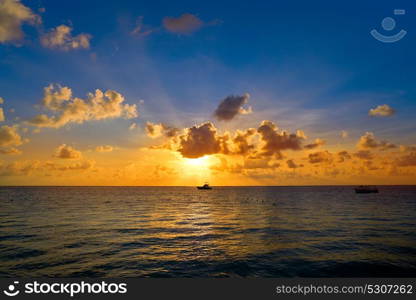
[152,120,307,160]
[337,150,351,162]
[0,97,4,104]
[54,144,82,159]
[178,122,227,158]
[308,151,333,164]
[287,159,303,169]
[340,130,348,139]
[0,0,39,44]
[395,152,416,167]
[27,84,138,128]
[357,132,396,150]
[0,125,23,147]
[353,150,374,160]
[257,120,305,158]
[214,93,252,121]
[41,25,91,51]
[145,122,179,138]
[369,104,395,117]
[95,145,113,152]
[304,138,325,150]
[230,128,256,155]
[163,13,203,34]
[0,108,4,122]
[129,122,137,130]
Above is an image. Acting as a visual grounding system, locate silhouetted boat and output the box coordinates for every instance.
[355,185,378,194]
[197,183,212,190]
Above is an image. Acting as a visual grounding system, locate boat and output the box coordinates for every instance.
[355,185,378,194]
[197,183,212,190]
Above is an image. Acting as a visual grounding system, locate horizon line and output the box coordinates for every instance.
[1,184,415,188]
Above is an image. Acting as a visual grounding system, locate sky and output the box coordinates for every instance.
[0,0,415,185]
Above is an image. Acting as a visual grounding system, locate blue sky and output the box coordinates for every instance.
[0,0,415,185]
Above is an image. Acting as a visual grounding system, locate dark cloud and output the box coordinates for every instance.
[178,122,227,158]
[308,151,333,164]
[304,138,325,150]
[257,120,305,159]
[214,93,252,121]
[337,150,351,162]
[230,128,256,155]
[353,150,374,160]
[145,122,179,138]
[287,159,303,169]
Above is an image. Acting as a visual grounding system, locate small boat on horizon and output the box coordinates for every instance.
[197,183,212,190]
[355,185,378,194]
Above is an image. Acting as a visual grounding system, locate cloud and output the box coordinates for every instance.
[131,16,155,37]
[54,144,82,159]
[0,160,40,176]
[353,150,373,160]
[400,145,416,153]
[163,13,203,34]
[0,125,23,147]
[41,25,91,51]
[214,93,252,121]
[27,84,138,128]
[395,152,416,167]
[43,159,95,172]
[129,122,137,130]
[257,120,305,158]
[0,108,4,122]
[340,130,348,139]
[308,150,333,164]
[152,120,307,161]
[337,150,351,162]
[210,156,280,174]
[369,104,395,117]
[0,147,21,155]
[357,132,396,150]
[95,145,113,152]
[145,122,179,139]
[55,160,95,171]
[0,0,39,44]
[230,128,256,155]
[304,138,325,150]
[178,122,227,158]
[287,159,303,169]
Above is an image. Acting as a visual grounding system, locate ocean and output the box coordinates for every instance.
[0,186,415,277]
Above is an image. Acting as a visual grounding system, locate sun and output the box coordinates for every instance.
[183,156,211,168]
